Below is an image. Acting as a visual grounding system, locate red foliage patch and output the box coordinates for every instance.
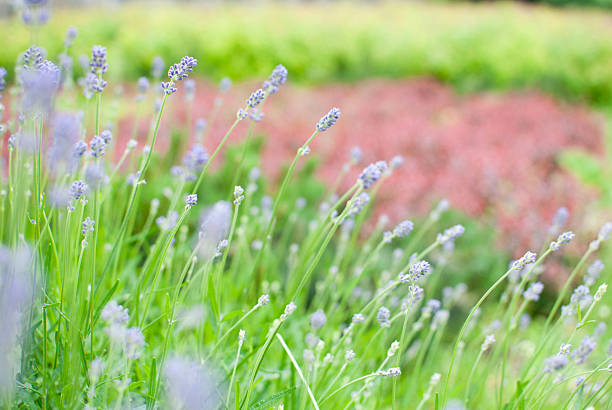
[153,78,601,250]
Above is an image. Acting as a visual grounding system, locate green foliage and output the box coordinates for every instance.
[2,3,612,105]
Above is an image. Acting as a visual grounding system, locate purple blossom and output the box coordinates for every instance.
[246,88,265,108]
[550,231,575,251]
[523,282,544,302]
[263,64,288,94]
[182,144,209,179]
[151,56,165,78]
[316,107,341,132]
[358,162,385,189]
[437,224,465,245]
[185,194,198,209]
[0,67,7,93]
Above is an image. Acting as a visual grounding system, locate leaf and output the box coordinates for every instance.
[146,358,157,410]
[91,280,120,330]
[576,319,596,330]
[221,309,244,323]
[248,386,297,410]
[208,273,220,321]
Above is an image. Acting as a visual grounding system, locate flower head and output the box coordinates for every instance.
[246,89,265,108]
[550,231,575,251]
[263,64,288,94]
[437,224,465,245]
[185,194,198,210]
[316,107,341,132]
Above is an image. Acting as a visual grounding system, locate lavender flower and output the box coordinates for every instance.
[316,107,341,132]
[358,162,386,189]
[236,108,247,120]
[0,246,34,395]
[0,67,7,93]
[89,45,108,92]
[20,56,60,115]
[281,302,297,320]
[156,211,178,232]
[437,224,465,245]
[346,192,370,217]
[219,77,232,94]
[377,306,391,328]
[422,299,441,317]
[198,201,232,260]
[82,217,95,235]
[101,300,129,325]
[233,186,245,206]
[378,367,401,377]
[263,64,288,94]
[184,79,196,101]
[584,260,604,287]
[49,113,81,171]
[350,146,363,164]
[185,194,198,209]
[123,327,145,359]
[246,88,265,108]
[310,309,327,329]
[523,282,544,302]
[89,135,106,158]
[481,334,496,351]
[162,56,198,95]
[549,207,569,235]
[400,260,432,283]
[151,56,165,79]
[182,144,209,179]
[64,26,78,48]
[573,336,596,364]
[550,231,575,251]
[352,313,365,324]
[511,251,537,271]
[137,77,149,95]
[258,294,270,306]
[164,356,222,409]
[391,220,414,239]
[70,180,87,201]
[562,285,593,317]
[544,355,568,373]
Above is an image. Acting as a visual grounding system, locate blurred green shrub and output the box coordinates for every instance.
[2,3,612,106]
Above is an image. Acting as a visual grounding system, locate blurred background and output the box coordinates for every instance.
[1,0,612,287]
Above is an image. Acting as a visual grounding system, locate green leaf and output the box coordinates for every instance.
[222,309,244,323]
[91,279,120,330]
[248,386,297,410]
[146,358,157,410]
[576,319,596,330]
[208,273,220,321]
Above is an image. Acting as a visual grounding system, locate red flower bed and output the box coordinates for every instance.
[153,78,601,250]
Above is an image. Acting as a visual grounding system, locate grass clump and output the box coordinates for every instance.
[1,30,612,410]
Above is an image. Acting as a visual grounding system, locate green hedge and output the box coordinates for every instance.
[2,2,612,105]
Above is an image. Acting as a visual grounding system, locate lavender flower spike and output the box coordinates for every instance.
[162,56,198,95]
[511,251,537,271]
[436,224,465,245]
[246,89,265,108]
[550,231,575,251]
[358,162,386,189]
[316,107,341,132]
[263,64,288,94]
[185,194,198,209]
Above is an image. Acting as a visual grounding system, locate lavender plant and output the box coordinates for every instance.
[0,25,611,410]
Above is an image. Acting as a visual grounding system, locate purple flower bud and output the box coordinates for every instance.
[316,107,341,132]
